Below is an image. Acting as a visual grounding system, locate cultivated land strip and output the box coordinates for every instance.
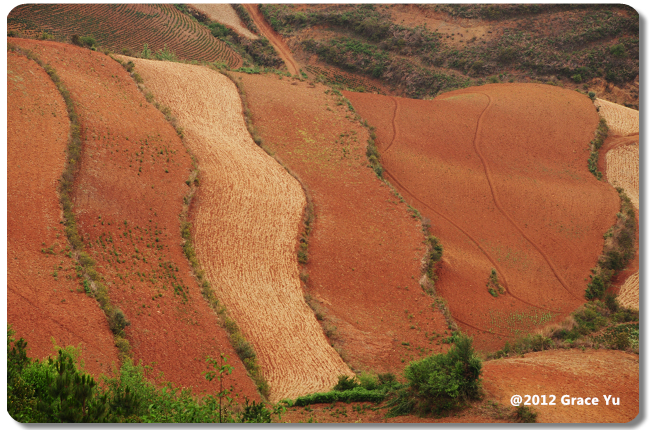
[244,4,300,75]
[595,98,639,137]
[7,50,119,376]
[190,4,258,39]
[128,59,353,402]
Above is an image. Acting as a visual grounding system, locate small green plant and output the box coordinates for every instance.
[486,268,505,296]
[513,405,537,423]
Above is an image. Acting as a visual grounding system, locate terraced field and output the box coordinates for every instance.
[8,3,242,67]
[237,72,450,375]
[606,143,639,210]
[595,98,639,137]
[346,84,620,350]
[9,38,259,399]
[305,64,386,94]
[189,4,258,39]
[126,58,353,402]
[7,49,119,377]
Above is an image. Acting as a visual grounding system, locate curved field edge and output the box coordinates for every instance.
[126,57,354,402]
[7,46,119,376]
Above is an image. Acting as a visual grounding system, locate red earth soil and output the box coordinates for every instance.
[483,349,639,423]
[9,38,259,400]
[345,84,620,352]
[244,4,300,75]
[238,72,451,376]
[7,50,119,377]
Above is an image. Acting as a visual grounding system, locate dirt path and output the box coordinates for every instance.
[471,93,581,302]
[244,4,300,75]
[128,59,353,401]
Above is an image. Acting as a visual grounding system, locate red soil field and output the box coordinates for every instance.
[345,84,620,351]
[8,38,258,400]
[483,349,639,423]
[7,50,118,377]
[8,4,242,68]
[238,73,451,376]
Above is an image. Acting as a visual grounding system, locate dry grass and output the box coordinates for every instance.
[606,144,639,209]
[617,272,639,310]
[595,98,639,136]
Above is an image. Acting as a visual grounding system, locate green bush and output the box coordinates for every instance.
[514,405,537,423]
[333,375,359,391]
[387,333,482,416]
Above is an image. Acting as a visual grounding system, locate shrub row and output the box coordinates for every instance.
[587,117,609,179]
[585,188,636,300]
[8,43,132,359]
[488,298,639,359]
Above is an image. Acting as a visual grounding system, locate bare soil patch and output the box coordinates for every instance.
[10,38,258,400]
[483,349,639,423]
[345,84,620,351]
[127,59,352,402]
[7,50,119,378]
[189,4,258,40]
[238,73,450,378]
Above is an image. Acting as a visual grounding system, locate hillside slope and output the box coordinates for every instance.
[237,72,450,375]
[9,38,259,399]
[126,58,353,402]
[7,48,119,377]
[346,84,620,350]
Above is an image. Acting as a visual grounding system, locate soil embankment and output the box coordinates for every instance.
[346,84,620,351]
[238,72,450,375]
[10,38,258,399]
[7,48,119,377]
[244,4,300,75]
[127,59,353,402]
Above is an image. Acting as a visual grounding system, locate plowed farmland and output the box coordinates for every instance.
[345,84,620,351]
[595,98,639,137]
[126,58,353,402]
[617,273,639,311]
[483,349,639,423]
[237,73,450,376]
[8,3,242,68]
[189,4,258,39]
[600,100,639,311]
[9,38,258,400]
[7,50,119,377]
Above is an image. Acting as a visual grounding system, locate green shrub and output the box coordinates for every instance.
[333,375,359,391]
[513,405,537,423]
[387,333,482,416]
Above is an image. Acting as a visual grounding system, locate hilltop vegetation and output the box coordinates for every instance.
[260,3,638,101]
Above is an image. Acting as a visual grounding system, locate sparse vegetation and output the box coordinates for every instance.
[585,188,635,300]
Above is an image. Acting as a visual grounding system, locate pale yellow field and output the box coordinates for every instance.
[606,144,639,210]
[127,58,353,401]
[190,4,258,39]
[618,272,639,311]
[595,98,639,136]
